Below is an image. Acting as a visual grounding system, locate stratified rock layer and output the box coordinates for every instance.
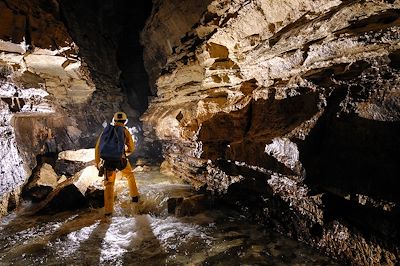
[0,0,147,217]
[141,0,400,264]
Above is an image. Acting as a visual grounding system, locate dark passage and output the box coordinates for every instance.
[59,0,153,114]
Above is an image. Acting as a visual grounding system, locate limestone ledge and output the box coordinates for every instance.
[0,48,95,105]
[0,0,95,105]
[142,0,400,264]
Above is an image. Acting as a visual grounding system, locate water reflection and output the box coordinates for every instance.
[0,168,338,265]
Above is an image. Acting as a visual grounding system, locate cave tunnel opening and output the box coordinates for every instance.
[58,0,153,114]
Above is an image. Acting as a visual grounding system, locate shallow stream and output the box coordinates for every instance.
[0,169,338,265]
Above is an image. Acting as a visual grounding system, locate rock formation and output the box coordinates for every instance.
[0,0,399,264]
[23,149,104,214]
[0,0,151,217]
[23,163,59,201]
[141,0,400,264]
[0,0,96,217]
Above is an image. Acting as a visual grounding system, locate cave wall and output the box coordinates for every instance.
[141,0,214,94]
[141,0,400,264]
[0,0,152,216]
[0,0,94,216]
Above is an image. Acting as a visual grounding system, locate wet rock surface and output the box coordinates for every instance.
[0,169,339,265]
[167,194,209,217]
[23,149,104,214]
[141,0,400,264]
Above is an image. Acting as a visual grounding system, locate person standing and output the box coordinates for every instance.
[95,111,139,216]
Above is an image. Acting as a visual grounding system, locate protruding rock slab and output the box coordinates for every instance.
[29,166,103,214]
[54,148,95,176]
[58,149,95,162]
[24,163,59,202]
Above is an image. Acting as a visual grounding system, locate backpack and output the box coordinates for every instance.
[99,125,127,170]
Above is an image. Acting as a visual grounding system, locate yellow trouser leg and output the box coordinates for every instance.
[104,170,116,214]
[121,161,139,197]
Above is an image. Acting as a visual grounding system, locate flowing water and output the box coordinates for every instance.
[0,168,338,266]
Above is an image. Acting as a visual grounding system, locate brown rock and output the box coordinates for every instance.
[54,148,95,176]
[85,185,104,209]
[29,166,103,214]
[141,1,400,264]
[167,194,208,217]
[24,163,59,202]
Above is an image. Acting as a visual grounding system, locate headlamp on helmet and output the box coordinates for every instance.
[112,112,128,125]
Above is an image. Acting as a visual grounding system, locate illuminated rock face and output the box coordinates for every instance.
[0,0,144,217]
[141,0,400,264]
[0,0,95,105]
[0,0,93,217]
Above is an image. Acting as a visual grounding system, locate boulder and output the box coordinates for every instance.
[24,163,59,202]
[54,149,95,177]
[29,165,103,214]
[85,185,104,209]
[54,159,89,177]
[167,194,208,217]
[58,149,95,162]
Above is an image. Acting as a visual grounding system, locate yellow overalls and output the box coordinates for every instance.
[95,122,139,215]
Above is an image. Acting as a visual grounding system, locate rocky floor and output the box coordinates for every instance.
[0,168,339,265]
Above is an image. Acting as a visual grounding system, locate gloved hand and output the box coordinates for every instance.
[98,165,105,177]
[97,160,105,177]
